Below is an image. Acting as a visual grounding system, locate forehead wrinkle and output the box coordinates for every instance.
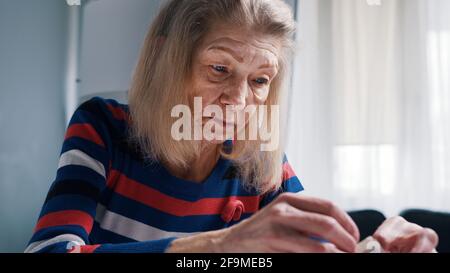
[250,37,280,58]
[207,46,244,63]
[206,37,279,68]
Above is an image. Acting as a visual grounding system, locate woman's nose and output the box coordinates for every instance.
[220,81,247,107]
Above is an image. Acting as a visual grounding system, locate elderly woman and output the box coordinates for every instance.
[26,0,437,253]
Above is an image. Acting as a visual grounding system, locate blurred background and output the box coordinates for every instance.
[0,0,449,252]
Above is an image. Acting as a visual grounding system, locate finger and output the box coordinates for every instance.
[273,207,357,252]
[388,232,421,252]
[424,228,439,248]
[410,228,439,253]
[373,216,411,248]
[390,232,432,253]
[269,230,345,253]
[373,217,439,253]
[278,193,360,242]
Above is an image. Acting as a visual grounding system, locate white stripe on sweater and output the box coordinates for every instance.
[24,234,85,253]
[58,149,105,178]
[95,204,198,242]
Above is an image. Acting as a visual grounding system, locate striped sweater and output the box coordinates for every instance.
[25,97,304,253]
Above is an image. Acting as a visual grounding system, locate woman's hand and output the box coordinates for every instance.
[214,193,360,253]
[372,216,439,253]
[167,193,359,253]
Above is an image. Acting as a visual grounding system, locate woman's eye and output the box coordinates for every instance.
[211,65,228,73]
[254,78,269,85]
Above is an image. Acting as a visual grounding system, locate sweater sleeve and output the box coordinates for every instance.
[25,98,177,253]
[259,154,304,209]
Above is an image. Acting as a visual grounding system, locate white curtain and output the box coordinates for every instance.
[287,0,450,216]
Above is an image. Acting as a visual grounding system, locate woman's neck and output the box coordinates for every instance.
[165,143,222,183]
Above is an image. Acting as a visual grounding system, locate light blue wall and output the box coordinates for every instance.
[0,0,67,252]
[79,0,163,103]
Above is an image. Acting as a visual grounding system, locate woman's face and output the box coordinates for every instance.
[189,24,281,142]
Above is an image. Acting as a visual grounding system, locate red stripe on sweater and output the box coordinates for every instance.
[282,162,296,181]
[106,103,129,122]
[108,169,260,216]
[35,210,93,234]
[65,123,105,147]
[67,244,100,253]
[80,244,101,253]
